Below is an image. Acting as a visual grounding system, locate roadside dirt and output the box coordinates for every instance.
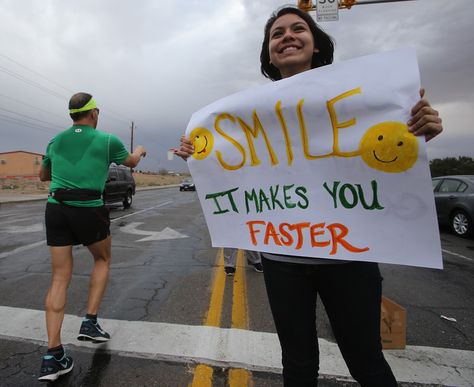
[0,173,188,195]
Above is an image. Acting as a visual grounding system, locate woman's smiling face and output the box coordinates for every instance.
[268,13,318,79]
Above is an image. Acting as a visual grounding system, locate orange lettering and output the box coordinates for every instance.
[327,223,369,255]
[246,220,266,245]
[264,221,282,246]
[290,222,311,250]
[279,222,294,246]
[310,223,330,248]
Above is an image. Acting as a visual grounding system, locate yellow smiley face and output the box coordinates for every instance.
[359,122,418,173]
[189,127,214,160]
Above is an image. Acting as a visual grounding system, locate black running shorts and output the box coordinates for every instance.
[45,202,110,246]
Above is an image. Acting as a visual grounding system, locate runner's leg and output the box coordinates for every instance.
[85,236,112,315]
[45,246,73,348]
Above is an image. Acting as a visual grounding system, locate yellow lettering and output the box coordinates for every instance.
[297,99,326,160]
[214,113,246,171]
[326,87,362,157]
[275,100,294,166]
[237,110,279,167]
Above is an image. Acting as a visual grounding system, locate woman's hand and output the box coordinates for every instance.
[173,135,194,161]
[408,88,443,142]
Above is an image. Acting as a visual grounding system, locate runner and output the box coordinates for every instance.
[38,92,146,382]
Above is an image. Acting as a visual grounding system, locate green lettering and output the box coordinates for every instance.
[269,184,285,210]
[357,180,384,210]
[323,181,340,208]
[295,186,309,209]
[259,189,272,212]
[339,184,358,209]
[283,184,296,208]
[245,189,260,214]
[205,187,240,215]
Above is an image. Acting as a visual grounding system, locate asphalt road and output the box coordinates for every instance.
[0,187,473,386]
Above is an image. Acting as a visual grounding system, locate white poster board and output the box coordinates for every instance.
[185,48,443,269]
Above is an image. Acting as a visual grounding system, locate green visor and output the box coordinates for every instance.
[69,98,97,114]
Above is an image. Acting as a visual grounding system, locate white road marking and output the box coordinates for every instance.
[3,223,43,233]
[442,249,474,262]
[0,306,472,386]
[0,201,173,259]
[110,201,173,223]
[0,240,46,259]
[0,215,39,223]
[120,222,189,242]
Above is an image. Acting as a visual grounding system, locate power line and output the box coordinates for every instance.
[0,93,66,120]
[0,65,67,100]
[0,53,74,94]
[0,106,65,128]
[0,113,58,134]
[0,55,132,125]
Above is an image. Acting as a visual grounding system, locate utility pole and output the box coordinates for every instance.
[130,121,135,173]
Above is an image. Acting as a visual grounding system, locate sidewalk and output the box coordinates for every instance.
[0,185,178,204]
[0,192,47,203]
[1,305,473,386]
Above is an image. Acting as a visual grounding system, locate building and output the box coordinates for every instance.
[0,150,44,178]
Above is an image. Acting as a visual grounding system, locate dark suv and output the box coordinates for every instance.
[104,164,136,208]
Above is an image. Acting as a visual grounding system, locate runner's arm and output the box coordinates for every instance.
[122,145,147,168]
[39,165,51,181]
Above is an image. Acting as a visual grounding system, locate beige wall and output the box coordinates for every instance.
[0,152,43,177]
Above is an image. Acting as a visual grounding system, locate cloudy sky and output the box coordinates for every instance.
[0,0,473,172]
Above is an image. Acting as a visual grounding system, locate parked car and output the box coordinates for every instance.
[179,178,195,191]
[432,175,474,238]
[104,164,136,208]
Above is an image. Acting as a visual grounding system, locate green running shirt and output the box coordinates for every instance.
[42,125,129,207]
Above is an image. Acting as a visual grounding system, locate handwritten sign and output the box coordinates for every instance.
[185,48,442,269]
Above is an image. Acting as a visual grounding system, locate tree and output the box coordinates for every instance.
[429,156,474,177]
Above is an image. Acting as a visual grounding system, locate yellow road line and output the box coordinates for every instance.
[229,249,251,387]
[191,249,226,387]
[204,249,226,327]
[229,368,251,387]
[231,249,248,329]
[192,365,214,387]
[191,249,252,387]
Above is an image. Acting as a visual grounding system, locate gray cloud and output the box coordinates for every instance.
[0,0,473,172]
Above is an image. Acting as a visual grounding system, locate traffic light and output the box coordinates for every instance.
[297,0,314,12]
[340,0,357,9]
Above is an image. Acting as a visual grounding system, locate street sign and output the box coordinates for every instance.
[316,0,339,21]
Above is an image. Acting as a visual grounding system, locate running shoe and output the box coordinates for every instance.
[38,354,73,381]
[77,319,110,342]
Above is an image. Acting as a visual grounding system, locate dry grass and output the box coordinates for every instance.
[0,177,50,194]
[133,172,188,187]
[0,173,189,195]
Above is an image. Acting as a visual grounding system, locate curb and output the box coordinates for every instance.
[0,185,180,204]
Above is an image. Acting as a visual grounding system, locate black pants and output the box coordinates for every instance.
[261,258,397,387]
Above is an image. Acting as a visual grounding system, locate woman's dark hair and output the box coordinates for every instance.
[69,92,93,121]
[260,6,334,81]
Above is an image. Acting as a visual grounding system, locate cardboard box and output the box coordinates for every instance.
[380,296,406,349]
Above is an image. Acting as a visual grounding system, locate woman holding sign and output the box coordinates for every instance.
[177,6,442,387]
